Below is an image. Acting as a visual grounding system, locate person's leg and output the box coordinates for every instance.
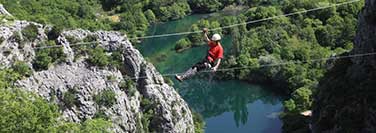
[175,60,211,81]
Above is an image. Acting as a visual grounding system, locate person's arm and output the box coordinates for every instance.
[212,59,221,72]
[203,28,210,43]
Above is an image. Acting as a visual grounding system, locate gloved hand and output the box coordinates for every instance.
[202,28,209,34]
[211,66,218,72]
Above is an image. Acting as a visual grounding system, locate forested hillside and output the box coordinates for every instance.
[0,0,255,40]
[173,0,364,132]
[0,0,367,132]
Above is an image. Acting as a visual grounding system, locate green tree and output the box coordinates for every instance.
[175,38,191,51]
[189,0,222,13]
[144,9,156,23]
[291,87,312,111]
[0,88,59,132]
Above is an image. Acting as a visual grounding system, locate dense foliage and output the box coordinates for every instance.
[169,0,363,132]
[0,0,271,41]
[0,87,59,132]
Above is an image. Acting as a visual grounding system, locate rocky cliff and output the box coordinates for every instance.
[0,6,194,133]
[312,0,376,132]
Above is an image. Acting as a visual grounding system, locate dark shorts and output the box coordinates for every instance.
[192,58,214,71]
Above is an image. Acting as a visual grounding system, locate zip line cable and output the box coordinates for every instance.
[128,51,376,80]
[32,0,360,50]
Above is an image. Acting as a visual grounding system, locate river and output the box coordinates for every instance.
[136,14,283,133]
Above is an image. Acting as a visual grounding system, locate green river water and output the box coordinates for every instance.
[137,14,283,133]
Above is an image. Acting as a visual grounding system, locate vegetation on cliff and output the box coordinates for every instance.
[0,68,112,132]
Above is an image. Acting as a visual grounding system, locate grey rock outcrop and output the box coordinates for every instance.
[0,17,194,133]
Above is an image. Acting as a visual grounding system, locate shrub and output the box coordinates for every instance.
[87,46,109,68]
[106,75,117,82]
[47,26,63,40]
[110,51,123,69]
[57,118,112,133]
[192,111,205,133]
[33,41,66,71]
[62,89,79,108]
[174,38,191,52]
[33,50,53,71]
[94,89,116,107]
[119,79,137,96]
[83,34,98,42]
[21,24,39,41]
[80,119,112,132]
[0,69,21,89]
[0,37,4,44]
[65,36,81,44]
[11,31,22,44]
[140,97,156,133]
[164,77,174,86]
[70,38,93,61]
[93,109,109,120]
[12,61,32,77]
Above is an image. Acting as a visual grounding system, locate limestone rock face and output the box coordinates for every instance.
[0,14,194,133]
[17,62,138,133]
[0,4,12,16]
[312,0,376,132]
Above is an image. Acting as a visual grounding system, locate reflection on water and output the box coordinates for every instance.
[137,14,283,133]
[177,78,282,127]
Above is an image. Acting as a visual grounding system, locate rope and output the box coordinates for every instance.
[128,51,376,80]
[32,0,360,50]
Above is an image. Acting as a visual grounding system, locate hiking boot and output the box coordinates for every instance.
[175,74,183,82]
[175,67,197,82]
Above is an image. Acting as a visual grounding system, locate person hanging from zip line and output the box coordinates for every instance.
[175,28,224,82]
